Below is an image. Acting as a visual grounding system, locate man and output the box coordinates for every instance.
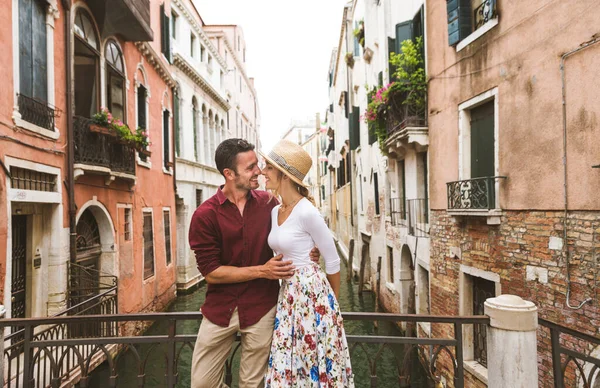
[189,139,318,388]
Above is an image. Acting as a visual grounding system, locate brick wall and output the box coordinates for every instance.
[430,210,600,387]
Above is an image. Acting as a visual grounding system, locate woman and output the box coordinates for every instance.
[260,139,354,387]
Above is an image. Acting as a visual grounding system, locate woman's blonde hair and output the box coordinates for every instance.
[266,167,315,206]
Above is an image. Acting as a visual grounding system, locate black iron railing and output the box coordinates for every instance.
[0,313,489,388]
[540,318,600,388]
[406,199,429,237]
[73,116,136,175]
[3,279,117,388]
[474,0,497,30]
[17,94,59,131]
[446,176,506,210]
[390,197,406,226]
[385,87,427,137]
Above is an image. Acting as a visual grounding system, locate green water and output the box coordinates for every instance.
[87,260,427,387]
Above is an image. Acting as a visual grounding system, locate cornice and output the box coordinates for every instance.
[173,53,230,111]
[134,42,177,88]
[172,0,227,70]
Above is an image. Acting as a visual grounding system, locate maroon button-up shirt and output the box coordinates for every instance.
[189,187,279,328]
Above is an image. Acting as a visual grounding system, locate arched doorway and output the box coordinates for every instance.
[71,209,102,308]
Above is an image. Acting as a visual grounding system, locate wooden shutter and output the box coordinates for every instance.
[447,0,472,46]
[137,86,146,129]
[19,0,34,98]
[374,173,380,215]
[163,109,170,169]
[378,72,383,88]
[395,21,413,54]
[344,92,349,119]
[160,5,171,62]
[349,106,360,150]
[174,93,180,157]
[388,37,397,82]
[19,0,47,101]
[470,101,495,179]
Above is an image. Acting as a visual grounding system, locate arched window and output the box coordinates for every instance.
[74,9,100,117]
[105,40,125,121]
[192,97,198,161]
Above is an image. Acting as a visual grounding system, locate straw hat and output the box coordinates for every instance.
[259,139,312,187]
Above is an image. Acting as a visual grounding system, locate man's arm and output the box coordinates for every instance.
[204,254,295,284]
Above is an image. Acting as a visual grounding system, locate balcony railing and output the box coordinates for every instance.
[446,176,505,210]
[17,94,59,131]
[74,116,136,176]
[3,264,117,388]
[407,198,429,237]
[386,87,427,137]
[390,197,406,226]
[0,313,489,388]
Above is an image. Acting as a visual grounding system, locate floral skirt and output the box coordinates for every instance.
[265,264,354,387]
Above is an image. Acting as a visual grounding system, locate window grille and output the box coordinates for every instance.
[10,166,57,192]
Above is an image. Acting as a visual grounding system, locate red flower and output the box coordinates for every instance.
[287,294,294,304]
[315,305,327,315]
[319,372,328,383]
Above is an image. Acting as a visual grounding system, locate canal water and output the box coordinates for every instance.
[88,259,427,387]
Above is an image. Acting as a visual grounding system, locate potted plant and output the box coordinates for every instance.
[90,108,117,137]
[353,20,365,48]
[345,52,355,68]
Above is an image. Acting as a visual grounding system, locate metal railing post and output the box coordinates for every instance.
[0,305,5,386]
[454,322,464,388]
[550,327,564,388]
[166,319,176,388]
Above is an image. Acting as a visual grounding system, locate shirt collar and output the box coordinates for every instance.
[217,186,258,205]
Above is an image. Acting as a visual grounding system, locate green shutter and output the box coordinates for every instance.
[447,0,472,46]
[395,21,413,53]
[174,93,180,157]
[160,5,171,62]
[388,37,397,82]
[349,106,360,150]
[378,72,383,88]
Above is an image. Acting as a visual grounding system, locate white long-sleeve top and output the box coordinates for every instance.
[268,198,341,275]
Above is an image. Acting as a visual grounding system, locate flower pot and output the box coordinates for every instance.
[138,148,152,157]
[89,124,116,137]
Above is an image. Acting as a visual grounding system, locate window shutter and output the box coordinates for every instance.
[344,92,349,119]
[165,13,171,62]
[329,103,334,113]
[160,5,171,62]
[368,92,377,145]
[137,86,146,129]
[19,0,34,98]
[395,21,413,54]
[447,0,472,46]
[32,0,47,101]
[160,4,165,54]
[349,106,360,150]
[378,72,383,88]
[388,37,397,82]
[163,109,170,169]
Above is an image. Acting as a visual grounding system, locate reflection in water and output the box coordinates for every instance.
[88,260,427,387]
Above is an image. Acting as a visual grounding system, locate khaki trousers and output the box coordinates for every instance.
[191,306,276,388]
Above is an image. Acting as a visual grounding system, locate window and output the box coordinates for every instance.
[163,210,172,265]
[174,91,180,157]
[387,246,394,283]
[353,21,360,57]
[74,9,100,118]
[200,44,205,61]
[374,172,380,215]
[18,0,52,129]
[171,12,177,40]
[163,109,170,170]
[243,48,246,62]
[143,212,155,279]
[192,97,199,161]
[137,84,148,162]
[105,41,125,121]
[10,166,57,192]
[349,106,360,150]
[196,189,203,208]
[448,0,497,46]
[397,160,406,219]
[123,208,132,241]
[160,4,171,62]
[191,34,196,58]
[208,55,213,71]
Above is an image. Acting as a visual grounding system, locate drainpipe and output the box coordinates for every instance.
[560,35,600,309]
[62,0,77,280]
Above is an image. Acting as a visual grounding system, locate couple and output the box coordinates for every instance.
[189,138,354,387]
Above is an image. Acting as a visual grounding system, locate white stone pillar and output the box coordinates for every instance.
[484,294,539,388]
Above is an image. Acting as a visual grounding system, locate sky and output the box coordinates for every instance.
[193,0,349,152]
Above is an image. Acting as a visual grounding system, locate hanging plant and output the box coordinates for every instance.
[345,52,355,68]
